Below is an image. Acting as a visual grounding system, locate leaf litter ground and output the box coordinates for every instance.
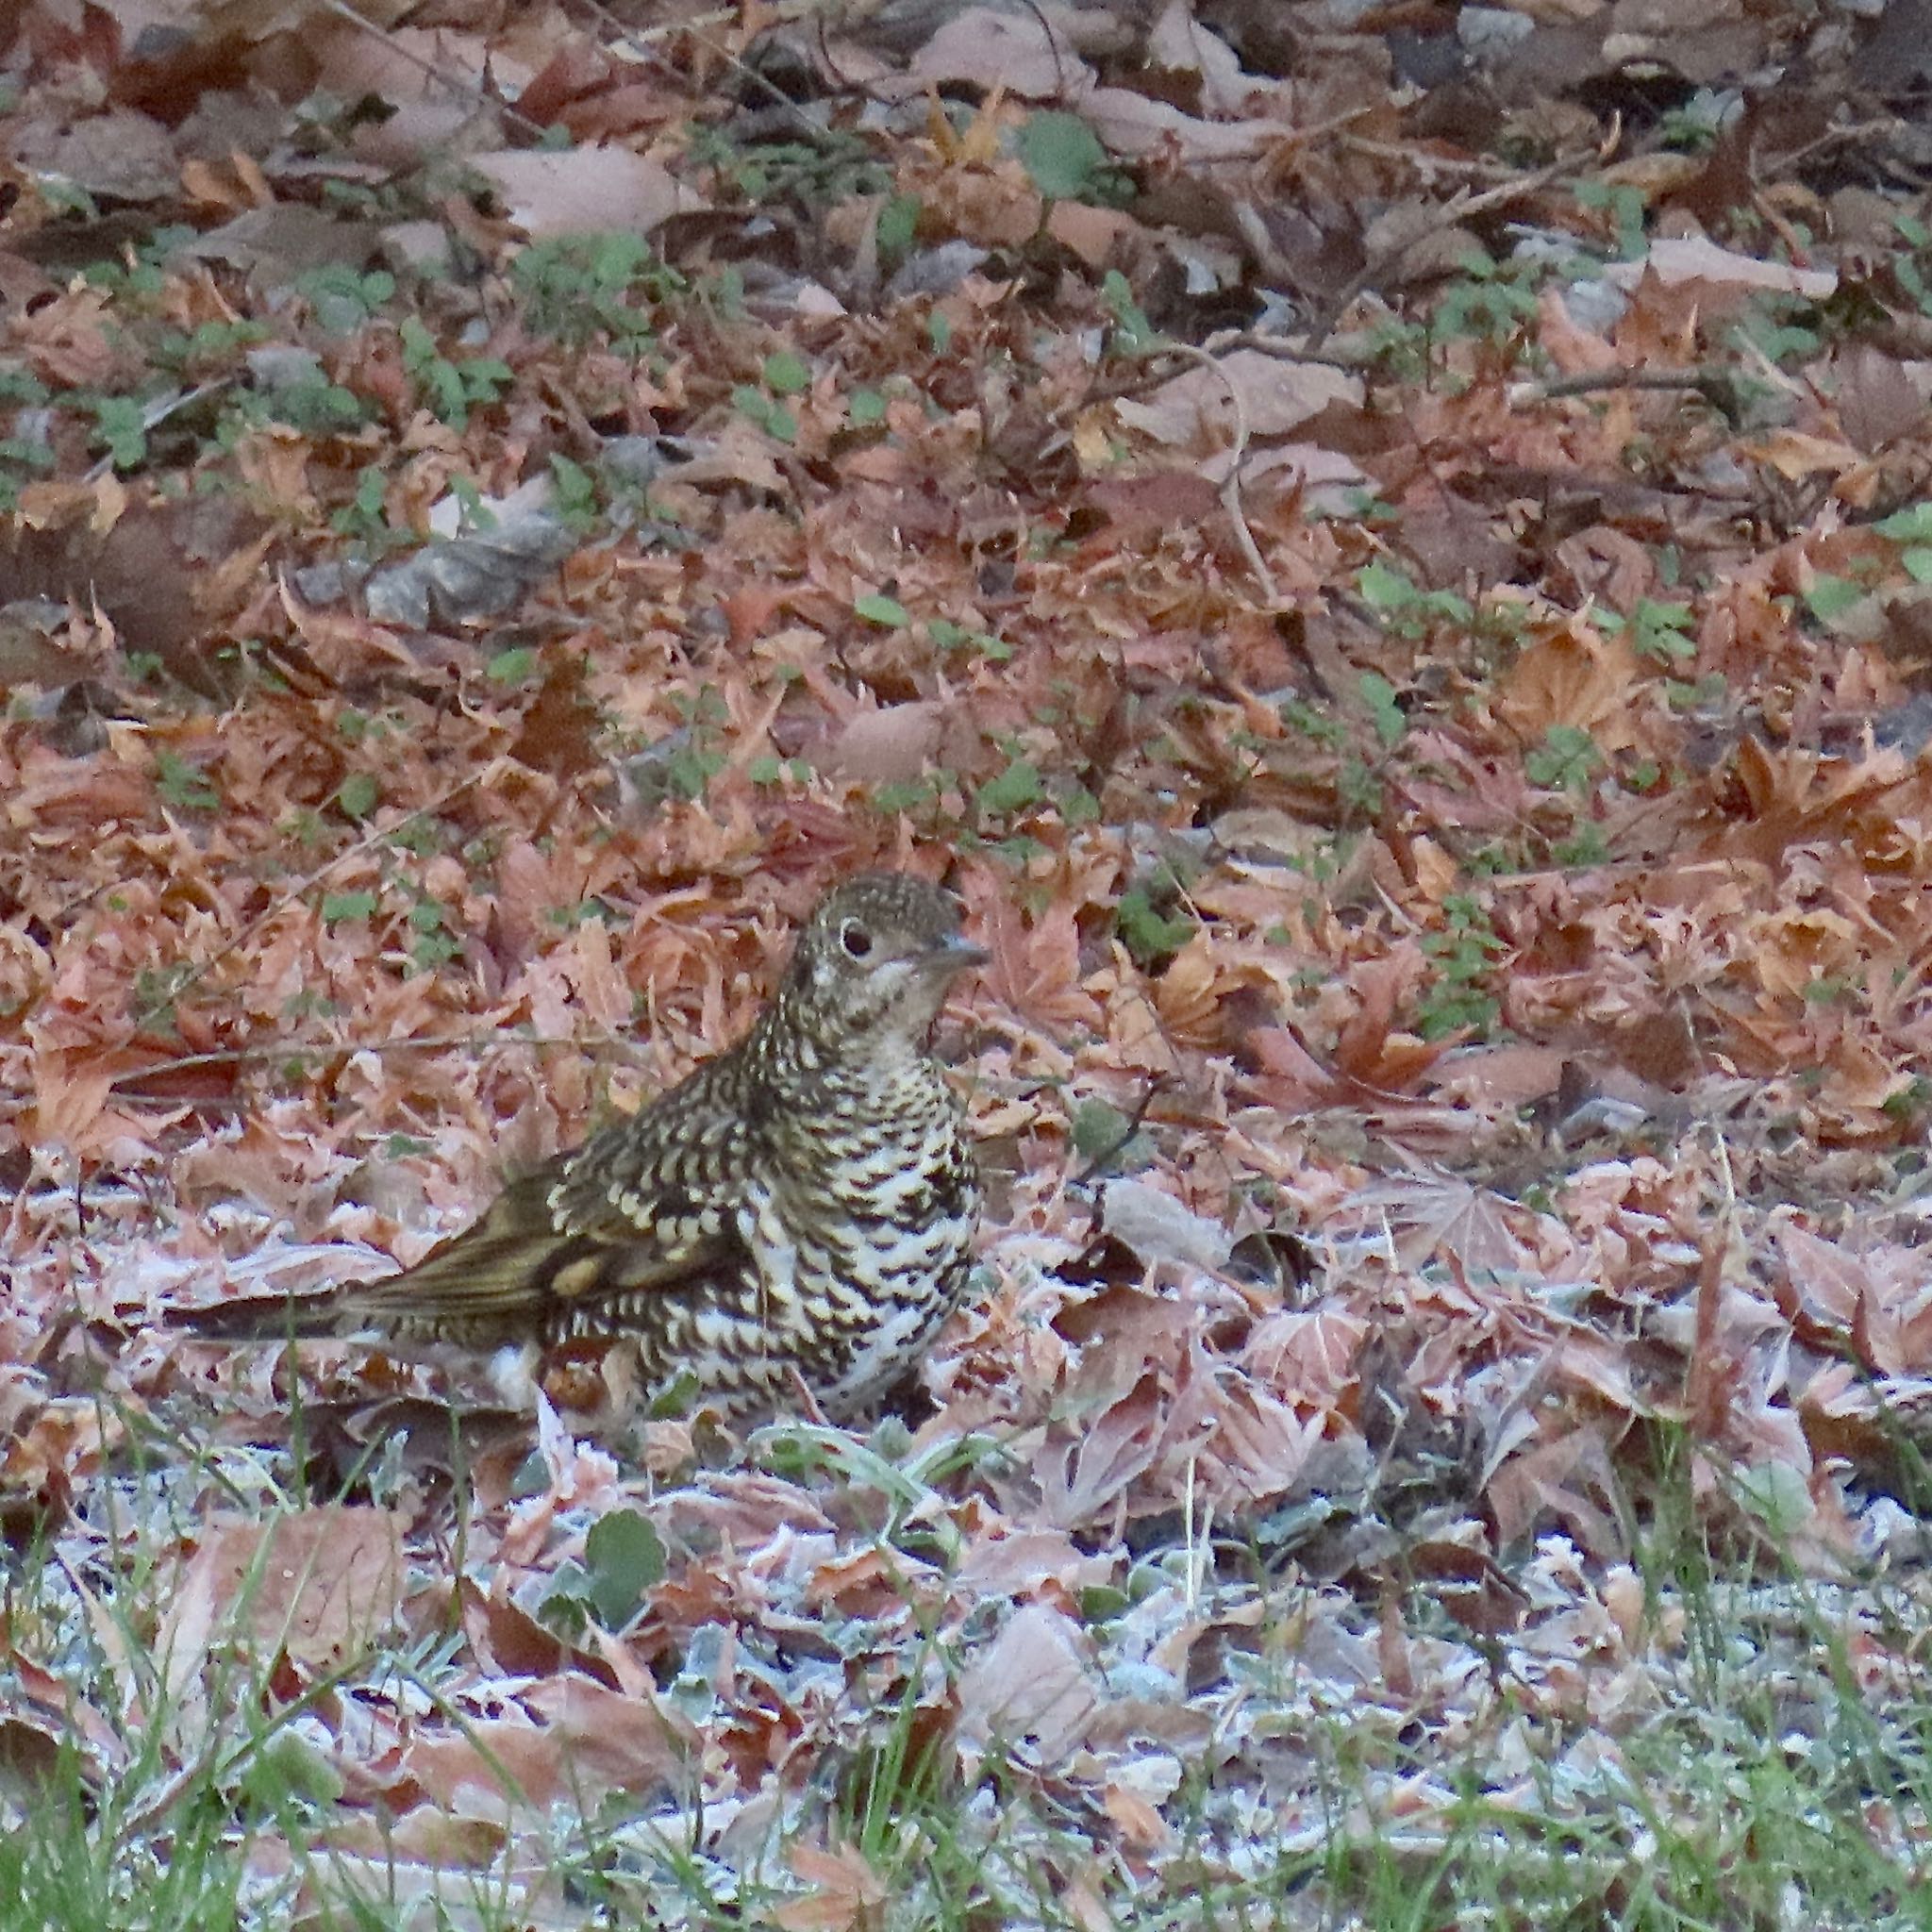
[6,0,1932,1924]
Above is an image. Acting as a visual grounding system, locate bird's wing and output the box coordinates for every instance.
[342,1065,762,1342]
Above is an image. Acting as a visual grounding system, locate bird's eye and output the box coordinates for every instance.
[840,919,874,959]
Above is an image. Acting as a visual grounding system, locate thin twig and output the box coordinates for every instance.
[1196,329,1374,373]
[1161,342,1277,608]
[1513,367,1733,402]
[590,2,736,44]
[85,381,234,484]
[318,0,546,142]
[1297,149,1589,354]
[1337,135,1554,184]
[1508,365,1756,429]
[569,0,847,149]
[1072,1073,1168,1191]
[1759,115,1905,182]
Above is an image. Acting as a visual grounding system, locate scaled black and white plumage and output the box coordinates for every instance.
[190,874,986,1421]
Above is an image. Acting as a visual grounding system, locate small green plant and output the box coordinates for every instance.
[1552,820,1609,867]
[1058,781,1099,824]
[1466,840,1524,877]
[1416,894,1505,1039]
[1614,597,1698,664]
[77,249,172,303]
[871,773,941,817]
[443,473,493,532]
[1116,883,1194,966]
[1017,110,1128,207]
[510,233,677,348]
[330,465,415,553]
[398,317,512,429]
[1102,269,1163,357]
[546,453,600,531]
[1470,593,1537,649]
[1429,253,1544,343]
[1884,1074,1932,1127]
[296,263,396,331]
[335,773,378,820]
[36,176,101,223]
[747,754,814,789]
[1656,90,1733,154]
[1338,757,1384,818]
[1892,214,1932,320]
[90,394,150,470]
[1802,974,1858,1007]
[974,757,1042,819]
[321,890,377,925]
[1525,724,1601,791]
[1364,312,1432,380]
[406,893,461,970]
[928,617,1012,660]
[0,435,55,508]
[0,364,45,408]
[874,193,919,262]
[486,645,537,685]
[687,125,891,207]
[733,369,798,443]
[1572,177,1648,259]
[1281,697,1349,749]
[853,591,908,628]
[762,348,809,397]
[1069,1096,1154,1172]
[151,318,268,378]
[1876,502,1932,584]
[1357,559,1473,636]
[250,375,372,437]
[540,1507,666,1635]
[664,738,724,799]
[1357,671,1408,749]
[156,749,220,812]
[1730,303,1820,366]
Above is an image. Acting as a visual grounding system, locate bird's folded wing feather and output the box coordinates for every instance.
[340,1083,762,1338]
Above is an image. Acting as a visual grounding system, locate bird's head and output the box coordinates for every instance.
[782,873,986,1057]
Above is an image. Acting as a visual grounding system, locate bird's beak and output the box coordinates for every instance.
[918,936,989,975]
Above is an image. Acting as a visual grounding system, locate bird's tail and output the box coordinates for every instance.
[166,1292,350,1340]
[166,1291,363,1337]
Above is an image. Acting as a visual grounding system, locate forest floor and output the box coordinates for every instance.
[7,0,1932,1925]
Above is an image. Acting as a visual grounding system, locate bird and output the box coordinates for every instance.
[180,873,988,1422]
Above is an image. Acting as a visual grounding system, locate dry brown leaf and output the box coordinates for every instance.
[815,702,944,783]
[468,147,700,237]
[957,1604,1098,1762]
[1495,623,1642,750]
[775,1842,889,1932]
[1117,350,1363,450]
[521,1673,691,1798]
[158,1507,403,1701]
